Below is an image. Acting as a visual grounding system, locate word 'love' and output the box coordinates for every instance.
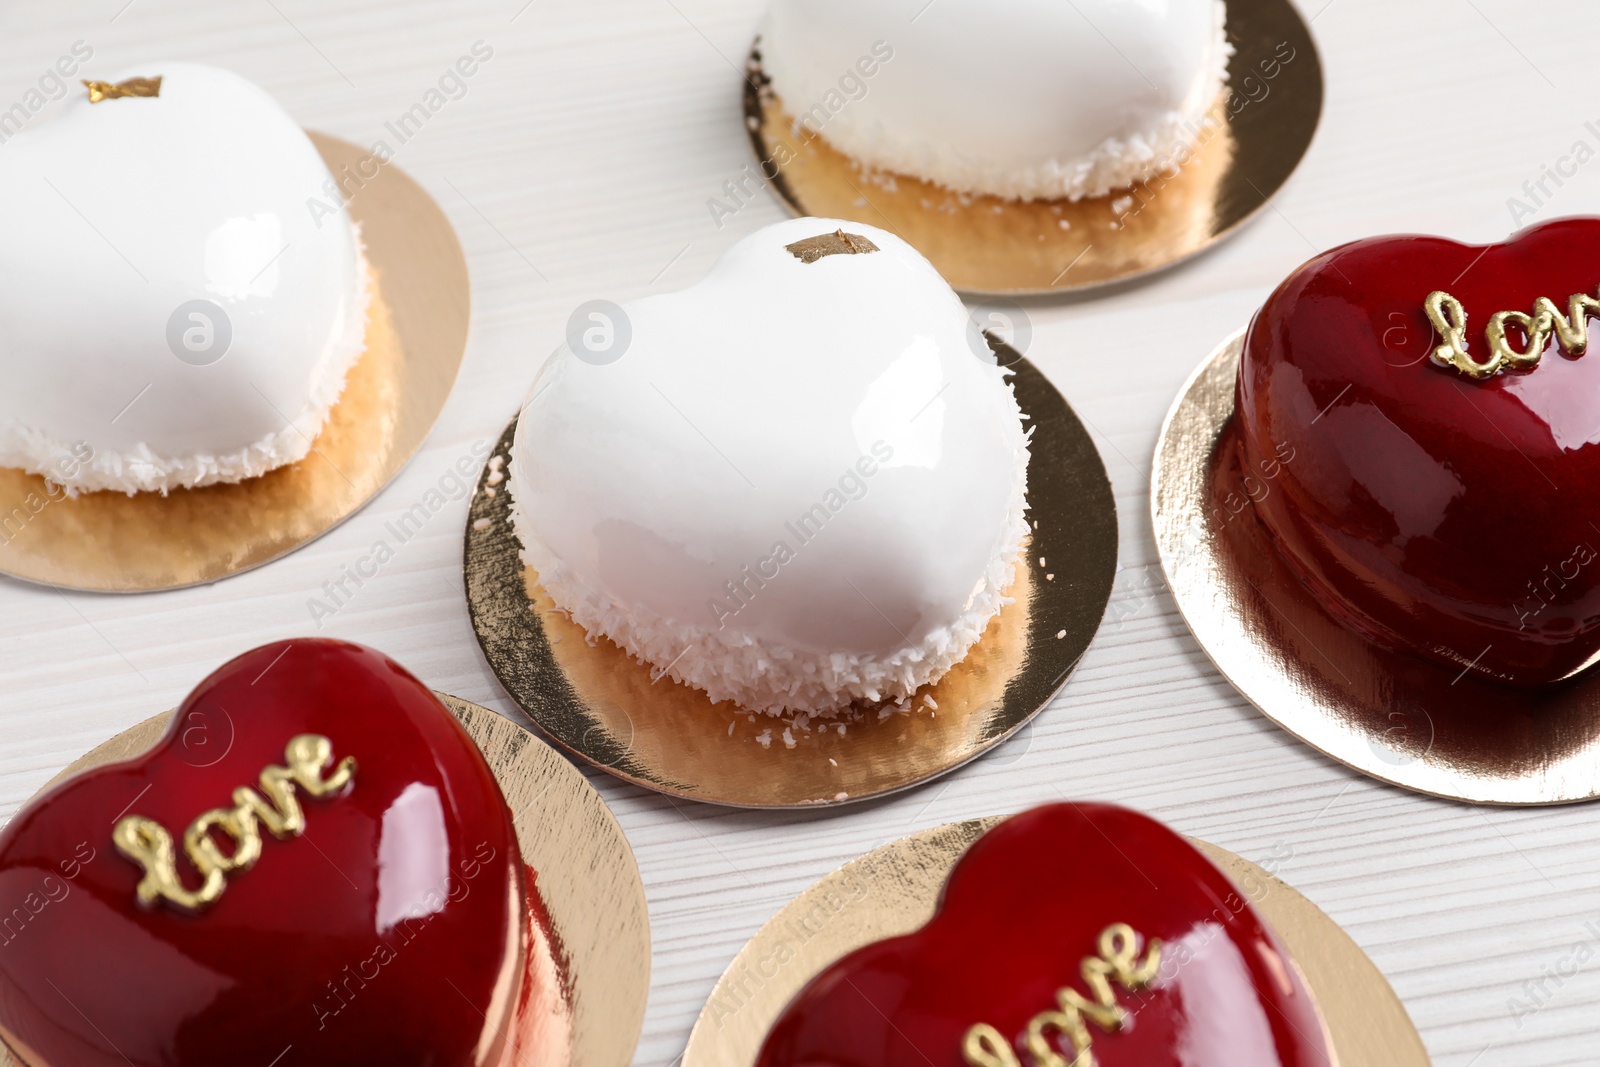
[113,733,355,914]
[962,923,1162,1067]
[1426,287,1600,379]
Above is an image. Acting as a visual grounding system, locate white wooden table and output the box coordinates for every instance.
[1,1,1596,1063]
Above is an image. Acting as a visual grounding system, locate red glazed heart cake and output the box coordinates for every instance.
[1237,217,1600,687]
[0,639,529,1067]
[755,803,1332,1066]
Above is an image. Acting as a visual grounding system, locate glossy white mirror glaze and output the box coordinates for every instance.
[0,62,367,494]
[509,219,1031,715]
[759,0,1231,201]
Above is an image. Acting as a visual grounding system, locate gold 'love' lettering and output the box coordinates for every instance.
[1426,287,1600,379]
[962,924,1161,1067]
[112,734,355,914]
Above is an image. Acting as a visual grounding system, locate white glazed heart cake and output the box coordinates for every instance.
[759,0,1232,202]
[508,218,1031,716]
[0,62,369,494]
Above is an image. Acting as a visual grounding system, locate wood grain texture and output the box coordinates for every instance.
[0,1,1597,1064]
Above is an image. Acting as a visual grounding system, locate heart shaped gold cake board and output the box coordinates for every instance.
[743,0,1322,296]
[0,132,470,593]
[0,694,649,1067]
[1154,331,1600,805]
[465,356,1118,808]
[682,816,1429,1067]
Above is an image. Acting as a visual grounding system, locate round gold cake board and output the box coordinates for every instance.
[465,356,1118,808]
[744,0,1322,296]
[1154,331,1600,805]
[682,816,1428,1067]
[0,131,470,593]
[0,694,649,1067]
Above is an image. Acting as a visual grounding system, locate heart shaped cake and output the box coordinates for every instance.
[758,0,1231,201]
[0,63,369,494]
[1237,217,1600,686]
[0,640,526,1067]
[508,217,1031,715]
[755,803,1331,1066]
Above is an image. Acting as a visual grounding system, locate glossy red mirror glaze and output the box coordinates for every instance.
[755,803,1330,1067]
[0,639,525,1067]
[1238,218,1600,686]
